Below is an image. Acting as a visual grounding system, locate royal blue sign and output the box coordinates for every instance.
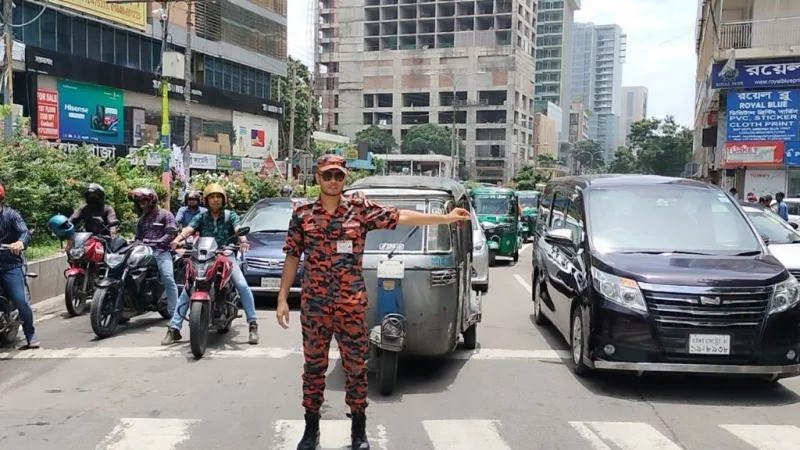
[785,141,800,166]
[713,59,800,89]
[727,90,800,142]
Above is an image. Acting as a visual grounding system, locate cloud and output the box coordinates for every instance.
[577,0,697,127]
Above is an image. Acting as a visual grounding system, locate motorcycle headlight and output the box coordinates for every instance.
[591,267,647,313]
[770,276,800,314]
[105,253,126,269]
[69,248,85,259]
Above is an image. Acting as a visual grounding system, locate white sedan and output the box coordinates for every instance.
[470,209,489,293]
[742,203,800,275]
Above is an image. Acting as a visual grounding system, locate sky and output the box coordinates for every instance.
[287,0,697,128]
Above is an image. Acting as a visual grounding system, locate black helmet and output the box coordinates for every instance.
[85,183,106,205]
[184,190,202,204]
[280,185,293,197]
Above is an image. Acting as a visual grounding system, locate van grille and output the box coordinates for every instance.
[638,283,772,359]
[246,258,284,271]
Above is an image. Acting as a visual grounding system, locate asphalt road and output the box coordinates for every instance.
[2,244,800,449]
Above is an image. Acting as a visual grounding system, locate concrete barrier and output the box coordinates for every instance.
[27,254,67,305]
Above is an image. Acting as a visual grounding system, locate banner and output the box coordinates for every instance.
[713,59,800,89]
[57,80,124,145]
[50,0,146,31]
[232,111,279,159]
[727,90,800,142]
[36,89,59,139]
[217,155,242,171]
[724,142,784,167]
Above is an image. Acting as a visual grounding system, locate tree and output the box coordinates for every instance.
[608,146,640,174]
[537,153,558,168]
[271,57,322,156]
[572,140,605,172]
[631,116,692,177]
[401,123,453,156]
[354,125,397,155]
[513,164,550,190]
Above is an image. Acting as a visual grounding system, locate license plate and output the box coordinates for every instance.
[260,277,281,290]
[377,260,405,279]
[689,334,731,355]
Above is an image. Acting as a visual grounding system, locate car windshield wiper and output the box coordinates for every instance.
[619,250,713,256]
[251,229,287,233]
[732,250,762,256]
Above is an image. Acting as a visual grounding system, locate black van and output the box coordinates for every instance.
[531,175,800,380]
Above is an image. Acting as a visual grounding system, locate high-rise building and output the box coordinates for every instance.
[619,86,648,146]
[570,22,626,159]
[22,0,287,166]
[535,0,581,142]
[316,0,538,184]
[569,101,589,144]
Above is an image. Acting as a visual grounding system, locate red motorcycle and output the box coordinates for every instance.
[181,227,249,359]
[64,231,107,316]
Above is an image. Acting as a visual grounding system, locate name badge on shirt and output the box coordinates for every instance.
[337,240,353,254]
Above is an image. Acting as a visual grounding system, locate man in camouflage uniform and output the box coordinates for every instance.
[277,155,470,450]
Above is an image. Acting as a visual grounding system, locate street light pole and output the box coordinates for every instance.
[3,0,12,141]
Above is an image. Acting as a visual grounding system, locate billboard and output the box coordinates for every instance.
[50,0,146,31]
[36,89,59,139]
[232,111,279,159]
[727,90,800,142]
[724,141,784,167]
[712,59,800,89]
[57,80,124,145]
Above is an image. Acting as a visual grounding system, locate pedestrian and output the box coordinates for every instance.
[758,196,768,207]
[276,155,471,450]
[0,183,39,349]
[174,190,207,229]
[729,187,738,199]
[776,192,789,221]
[746,192,757,203]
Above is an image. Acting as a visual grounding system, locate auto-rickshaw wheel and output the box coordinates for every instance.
[377,350,398,396]
[463,324,477,350]
[513,250,519,263]
[488,251,496,267]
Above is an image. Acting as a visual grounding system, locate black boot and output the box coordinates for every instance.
[349,412,370,450]
[296,411,320,450]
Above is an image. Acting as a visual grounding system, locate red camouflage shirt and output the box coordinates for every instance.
[283,194,400,315]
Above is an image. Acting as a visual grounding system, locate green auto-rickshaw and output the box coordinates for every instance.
[470,187,521,265]
[517,190,541,242]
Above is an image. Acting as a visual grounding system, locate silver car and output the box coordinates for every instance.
[470,209,489,293]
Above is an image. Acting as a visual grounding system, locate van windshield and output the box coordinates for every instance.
[473,194,514,215]
[586,187,761,255]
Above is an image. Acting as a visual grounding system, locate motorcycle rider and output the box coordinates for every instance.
[280,185,293,198]
[129,188,180,318]
[175,190,207,228]
[69,183,118,237]
[0,183,39,349]
[165,183,259,345]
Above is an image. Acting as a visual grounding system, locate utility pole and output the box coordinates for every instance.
[182,1,192,151]
[452,85,458,180]
[3,0,13,141]
[287,62,296,181]
[159,1,170,150]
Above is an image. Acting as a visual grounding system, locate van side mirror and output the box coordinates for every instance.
[235,226,250,237]
[760,233,770,245]
[545,228,575,248]
[792,222,799,230]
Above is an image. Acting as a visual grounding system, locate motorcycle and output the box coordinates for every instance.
[63,217,119,317]
[0,245,37,346]
[180,227,250,359]
[89,225,179,339]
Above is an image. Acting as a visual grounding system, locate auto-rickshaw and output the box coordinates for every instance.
[469,187,521,265]
[517,190,541,242]
[345,176,481,396]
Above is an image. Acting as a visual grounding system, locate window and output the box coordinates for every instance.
[550,192,570,230]
[72,18,87,59]
[101,25,115,64]
[565,194,585,246]
[40,9,57,50]
[536,188,554,235]
[57,13,71,53]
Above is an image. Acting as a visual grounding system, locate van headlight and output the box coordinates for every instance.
[474,239,485,251]
[591,267,647,313]
[105,253,126,269]
[770,277,800,314]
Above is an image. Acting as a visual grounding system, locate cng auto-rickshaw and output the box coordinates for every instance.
[470,187,521,265]
[517,190,541,242]
[345,176,482,396]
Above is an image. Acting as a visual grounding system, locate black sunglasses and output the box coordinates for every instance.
[321,171,346,182]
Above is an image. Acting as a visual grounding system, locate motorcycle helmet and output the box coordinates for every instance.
[48,214,75,239]
[203,183,227,206]
[280,185,293,198]
[0,183,5,203]
[184,189,202,205]
[85,183,106,206]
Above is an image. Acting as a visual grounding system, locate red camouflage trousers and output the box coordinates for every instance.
[301,307,370,413]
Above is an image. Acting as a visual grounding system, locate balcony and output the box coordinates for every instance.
[719,17,800,51]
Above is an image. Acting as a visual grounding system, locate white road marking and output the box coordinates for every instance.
[422,419,512,450]
[720,424,800,450]
[521,243,532,254]
[273,419,388,450]
[0,372,29,392]
[513,274,532,294]
[0,346,568,361]
[569,422,682,450]
[34,313,58,323]
[96,418,198,450]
